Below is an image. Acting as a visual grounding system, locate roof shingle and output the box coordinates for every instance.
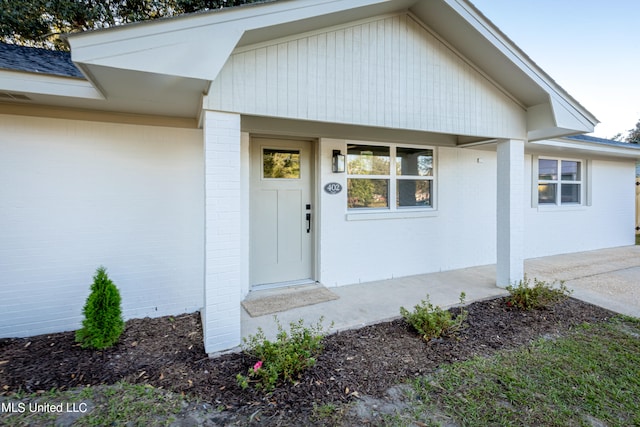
[0,43,83,78]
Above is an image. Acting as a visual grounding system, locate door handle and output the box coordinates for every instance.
[306,213,311,233]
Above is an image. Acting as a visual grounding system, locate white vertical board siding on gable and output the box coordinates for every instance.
[208,14,526,139]
[0,114,204,338]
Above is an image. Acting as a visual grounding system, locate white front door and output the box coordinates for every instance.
[250,138,313,287]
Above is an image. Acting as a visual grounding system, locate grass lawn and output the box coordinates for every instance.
[0,382,187,426]
[401,316,640,427]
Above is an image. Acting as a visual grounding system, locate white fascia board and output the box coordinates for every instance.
[529,138,640,159]
[67,0,396,81]
[0,70,103,100]
[548,95,595,133]
[526,95,596,141]
[70,25,243,81]
[447,0,598,128]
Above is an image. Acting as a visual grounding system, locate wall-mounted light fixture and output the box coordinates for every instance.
[332,150,345,173]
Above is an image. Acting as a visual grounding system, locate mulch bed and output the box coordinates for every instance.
[0,297,615,425]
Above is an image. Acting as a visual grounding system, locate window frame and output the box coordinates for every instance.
[535,156,585,207]
[346,141,436,213]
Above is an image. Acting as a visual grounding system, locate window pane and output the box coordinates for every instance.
[561,161,581,181]
[538,159,558,180]
[397,180,432,207]
[263,149,300,178]
[561,184,581,204]
[396,147,433,176]
[347,178,389,208]
[347,145,390,175]
[538,183,556,204]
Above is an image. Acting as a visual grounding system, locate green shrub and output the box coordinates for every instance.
[237,317,331,392]
[506,276,572,310]
[75,266,124,350]
[400,292,467,342]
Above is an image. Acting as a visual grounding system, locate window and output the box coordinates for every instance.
[537,158,582,205]
[347,143,434,210]
[263,148,300,179]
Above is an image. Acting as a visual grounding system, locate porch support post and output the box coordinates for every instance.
[202,110,242,353]
[496,139,525,288]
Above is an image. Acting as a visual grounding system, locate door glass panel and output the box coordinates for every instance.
[263,149,300,179]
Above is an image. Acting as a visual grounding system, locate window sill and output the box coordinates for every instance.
[346,209,439,221]
[536,204,588,212]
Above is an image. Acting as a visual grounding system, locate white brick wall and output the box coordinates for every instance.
[524,156,635,257]
[202,110,242,353]
[317,142,499,286]
[315,138,633,288]
[0,114,204,338]
[496,139,525,287]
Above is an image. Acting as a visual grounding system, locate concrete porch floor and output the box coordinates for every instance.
[242,245,640,341]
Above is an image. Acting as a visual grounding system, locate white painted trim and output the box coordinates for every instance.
[536,156,585,208]
[346,210,439,221]
[0,70,103,100]
[536,205,587,213]
[531,155,539,208]
[345,141,437,213]
[530,138,640,159]
[586,159,593,207]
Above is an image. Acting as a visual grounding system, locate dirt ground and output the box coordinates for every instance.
[0,296,615,426]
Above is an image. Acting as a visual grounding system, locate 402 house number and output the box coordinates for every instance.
[324,182,342,194]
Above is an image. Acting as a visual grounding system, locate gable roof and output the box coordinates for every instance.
[0,43,83,78]
[1,0,601,140]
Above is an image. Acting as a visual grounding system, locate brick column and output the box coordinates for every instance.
[496,139,525,288]
[202,110,242,353]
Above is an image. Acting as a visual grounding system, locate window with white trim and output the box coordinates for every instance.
[347,143,434,210]
[537,158,582,205]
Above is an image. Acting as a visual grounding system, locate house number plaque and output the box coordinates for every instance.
[324,182,343,194]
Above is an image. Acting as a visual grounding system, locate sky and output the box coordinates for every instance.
[470,0,640,139]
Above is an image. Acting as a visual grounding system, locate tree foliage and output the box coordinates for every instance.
[0,0,263,50]
[627,119,640,144]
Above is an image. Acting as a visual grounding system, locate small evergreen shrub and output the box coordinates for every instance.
[506,276,572,310]
[236,317,331,392]
[75,266,124,350]
[400,292,467,342]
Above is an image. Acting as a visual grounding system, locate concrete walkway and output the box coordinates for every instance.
[242,246,640,341]
[526,245,640,318]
